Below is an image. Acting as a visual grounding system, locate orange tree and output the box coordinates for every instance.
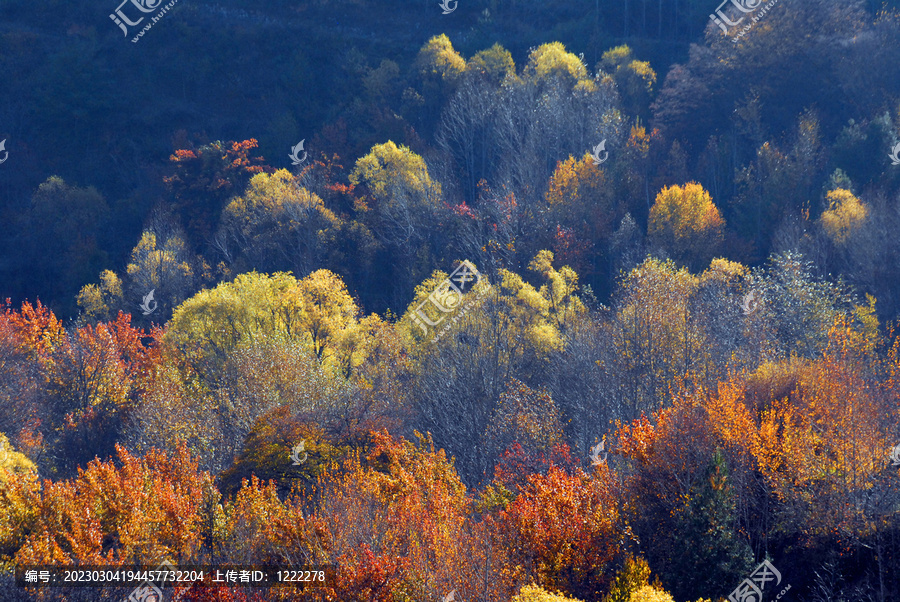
[217,429,517,602]
[42,312,159,476]
[15,444,218,567]
[497,461,624,601]
[614,390,754,601]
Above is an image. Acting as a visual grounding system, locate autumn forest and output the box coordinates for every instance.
[2,0,900,600]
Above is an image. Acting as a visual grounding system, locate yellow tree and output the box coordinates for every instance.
[349,141,441,208]
[613,257,701,412]
[545,154,617,275]
[217,169,342,276]
[819,188,868,246]
[524,42,589,87]
[280,269,364,371]
[164,271,300,380]
[147,271,391,472]
[467,43,516,84]
[0,434,39,562]
[648,183,725,271]
[402,253,586,482]
[528,250,587,334]
[599,45,657,116]
[415,34,466,83]
[513,585,584,602]
[350,141,443,295]
[125,229,200,321]
[165,270,373,379]
[76,269,123,323]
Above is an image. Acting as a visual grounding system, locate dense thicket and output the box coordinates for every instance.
[3,0,900,600]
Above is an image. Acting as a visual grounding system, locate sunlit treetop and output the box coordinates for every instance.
[416,34,466,82]
[467,43,516,84]
[524,42,589,86]
[819,188,868,245]
[349,141,441,207]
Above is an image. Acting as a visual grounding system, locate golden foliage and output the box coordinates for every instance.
[628,586,675,602]
[649,183,725,264]
[820,188,868,245]
[416,34,466,81]
[524,42,588,85]
[514,584,585,602]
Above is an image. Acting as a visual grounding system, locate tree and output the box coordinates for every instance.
[648,183,724,271]
[415,34,466,84]
[76,269,123,323]
[603,555,652,602]
[747,252,852,360]
[0,433,39,561]
[217,408,346,496]
[350,141,444,300]
[820,188,868,246]
[124,229,200,324]
[662,449,754,601]
[499,463,623,601]
[436,74,503,204]
[281,269,360,365]
[24,176,110,314]
[613,387,756,600]
[484,379,566,474]
[0,302,52,450]
[467,44,516,85]
[15,444,218,567]
[544,153,619,278]
[227,430,518,602]
[216,169,342,277]
[40,313,156,477]
[524,42,588,87]
[598,45,657,117]
[513,584,584,602]
[491,51,623,222]
[406,253,585,483]
[612,257,701,413]
[163,139,270,242]
[752,350,896,550]
[164,270,370,383]
[628,586,675,602]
